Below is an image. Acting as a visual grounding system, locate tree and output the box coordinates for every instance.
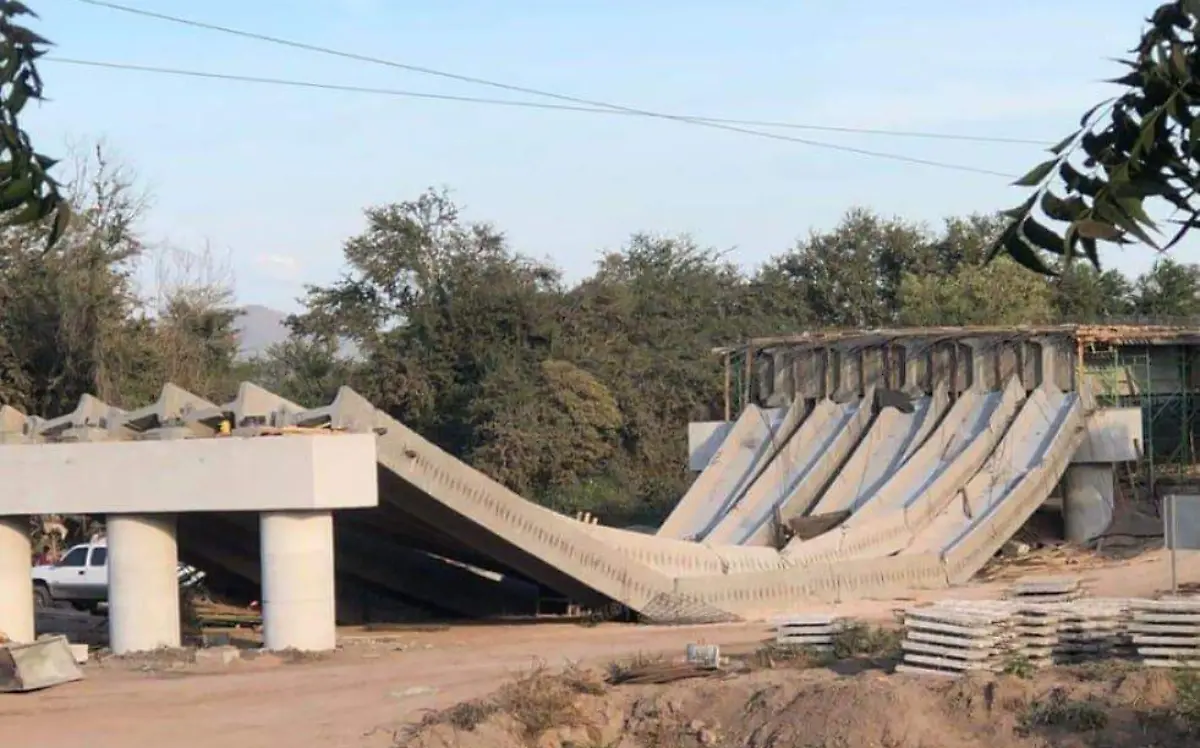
[559,234,792,521]
[994,1,1200,274]
[1052,264,1136,322]
[0,146,244,415]
[893,215,1055,326]
[0,3,69,242]
[290,189,585,497]
[899,256,1055,326]
[0,145,150,413]
[1132,257,1200,318]
[467,358,624,501]
[144,244,243,401]
[247,337,354,409]
[766,210,929,328]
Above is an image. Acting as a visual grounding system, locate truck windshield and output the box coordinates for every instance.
[58,547,88,567]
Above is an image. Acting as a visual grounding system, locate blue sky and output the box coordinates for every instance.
[28,0,1181,311]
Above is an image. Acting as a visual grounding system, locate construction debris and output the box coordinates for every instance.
[773,614,845,652]
[608,661,726,685]
[787,512,851,541]
[194,645,241,667]
[979,545,1102,583]
[1006,576,1086,604]
[193,601,262,629]
[65,642,89,665]
[0,636,84,692]
[685,643,721,669]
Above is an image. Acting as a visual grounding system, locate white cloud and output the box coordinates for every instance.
[253,253,301,280]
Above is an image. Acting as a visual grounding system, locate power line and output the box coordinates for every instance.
[46,57,1046,148]
[69,0,1023,178]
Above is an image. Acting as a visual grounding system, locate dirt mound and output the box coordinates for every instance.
[399,662,1200,748]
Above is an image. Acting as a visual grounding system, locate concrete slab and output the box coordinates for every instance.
[808,383,948,517]
[0,636,83,692]
[658,402,798,540]
[706,393,873,546]
[1073,406,1142,463]
[0,433,379,514]
[687,420,733,473]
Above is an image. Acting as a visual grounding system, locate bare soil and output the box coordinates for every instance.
[1,549,1198,748]
[403,663,1200,748]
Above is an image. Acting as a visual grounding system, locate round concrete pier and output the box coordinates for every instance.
[260,511,336,651]
[1063,464,1115,545]
[0,516,34,643]
[108,513,181,654]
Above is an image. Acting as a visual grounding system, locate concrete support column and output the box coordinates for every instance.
[0,516,34,643]
[1037,340,1057,390]
[108,513,181,654]
[962,340,989,391]
[1063,464,1116,544]
[862,348,884,394]
[794,350,821,401]
[834,347,859,400]
[902,343,927,394]
[260,511,336,652]
[764,350,792,407]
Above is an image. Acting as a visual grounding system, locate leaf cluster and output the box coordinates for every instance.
[995,1,1200,274]
[0,2,68,245]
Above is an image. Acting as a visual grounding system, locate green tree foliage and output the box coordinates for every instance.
[1052,264,1136,322]
[245,336,352,408]
[772,212,1055,329]
[764,209,928,328]
[0,2,68,243]
[144,245,244,402]
[899,257,1056,327]
[995,1,1200,273]
[0,147,243,416]
[285,192,1196,524]
[0,148,149,412]
[1133,257,1200,317]
[9,159,1200,526]
[896,215,1056,326]
[555,234,798,519]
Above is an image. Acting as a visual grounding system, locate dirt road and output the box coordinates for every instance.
[1,620,773,748]
[2,550,1196,748]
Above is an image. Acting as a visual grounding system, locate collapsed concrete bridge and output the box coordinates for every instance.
[0,328,1142,652]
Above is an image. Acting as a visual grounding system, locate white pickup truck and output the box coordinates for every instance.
[31,539,206,612]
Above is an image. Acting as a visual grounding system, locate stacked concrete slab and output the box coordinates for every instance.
[1006,577,1086,605]
[897,601,1016,677]
[1013,600,1132,666]
[1129,598,1200,668]
[773,613,845,651]
[897,597,1200,677]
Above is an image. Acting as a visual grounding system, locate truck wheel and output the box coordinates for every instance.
[33,585,51,609]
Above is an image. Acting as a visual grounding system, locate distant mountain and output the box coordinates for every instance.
[234,305,359,360]
[235,305,291,359]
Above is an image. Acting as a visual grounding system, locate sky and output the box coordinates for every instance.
[26,0,1189,312]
